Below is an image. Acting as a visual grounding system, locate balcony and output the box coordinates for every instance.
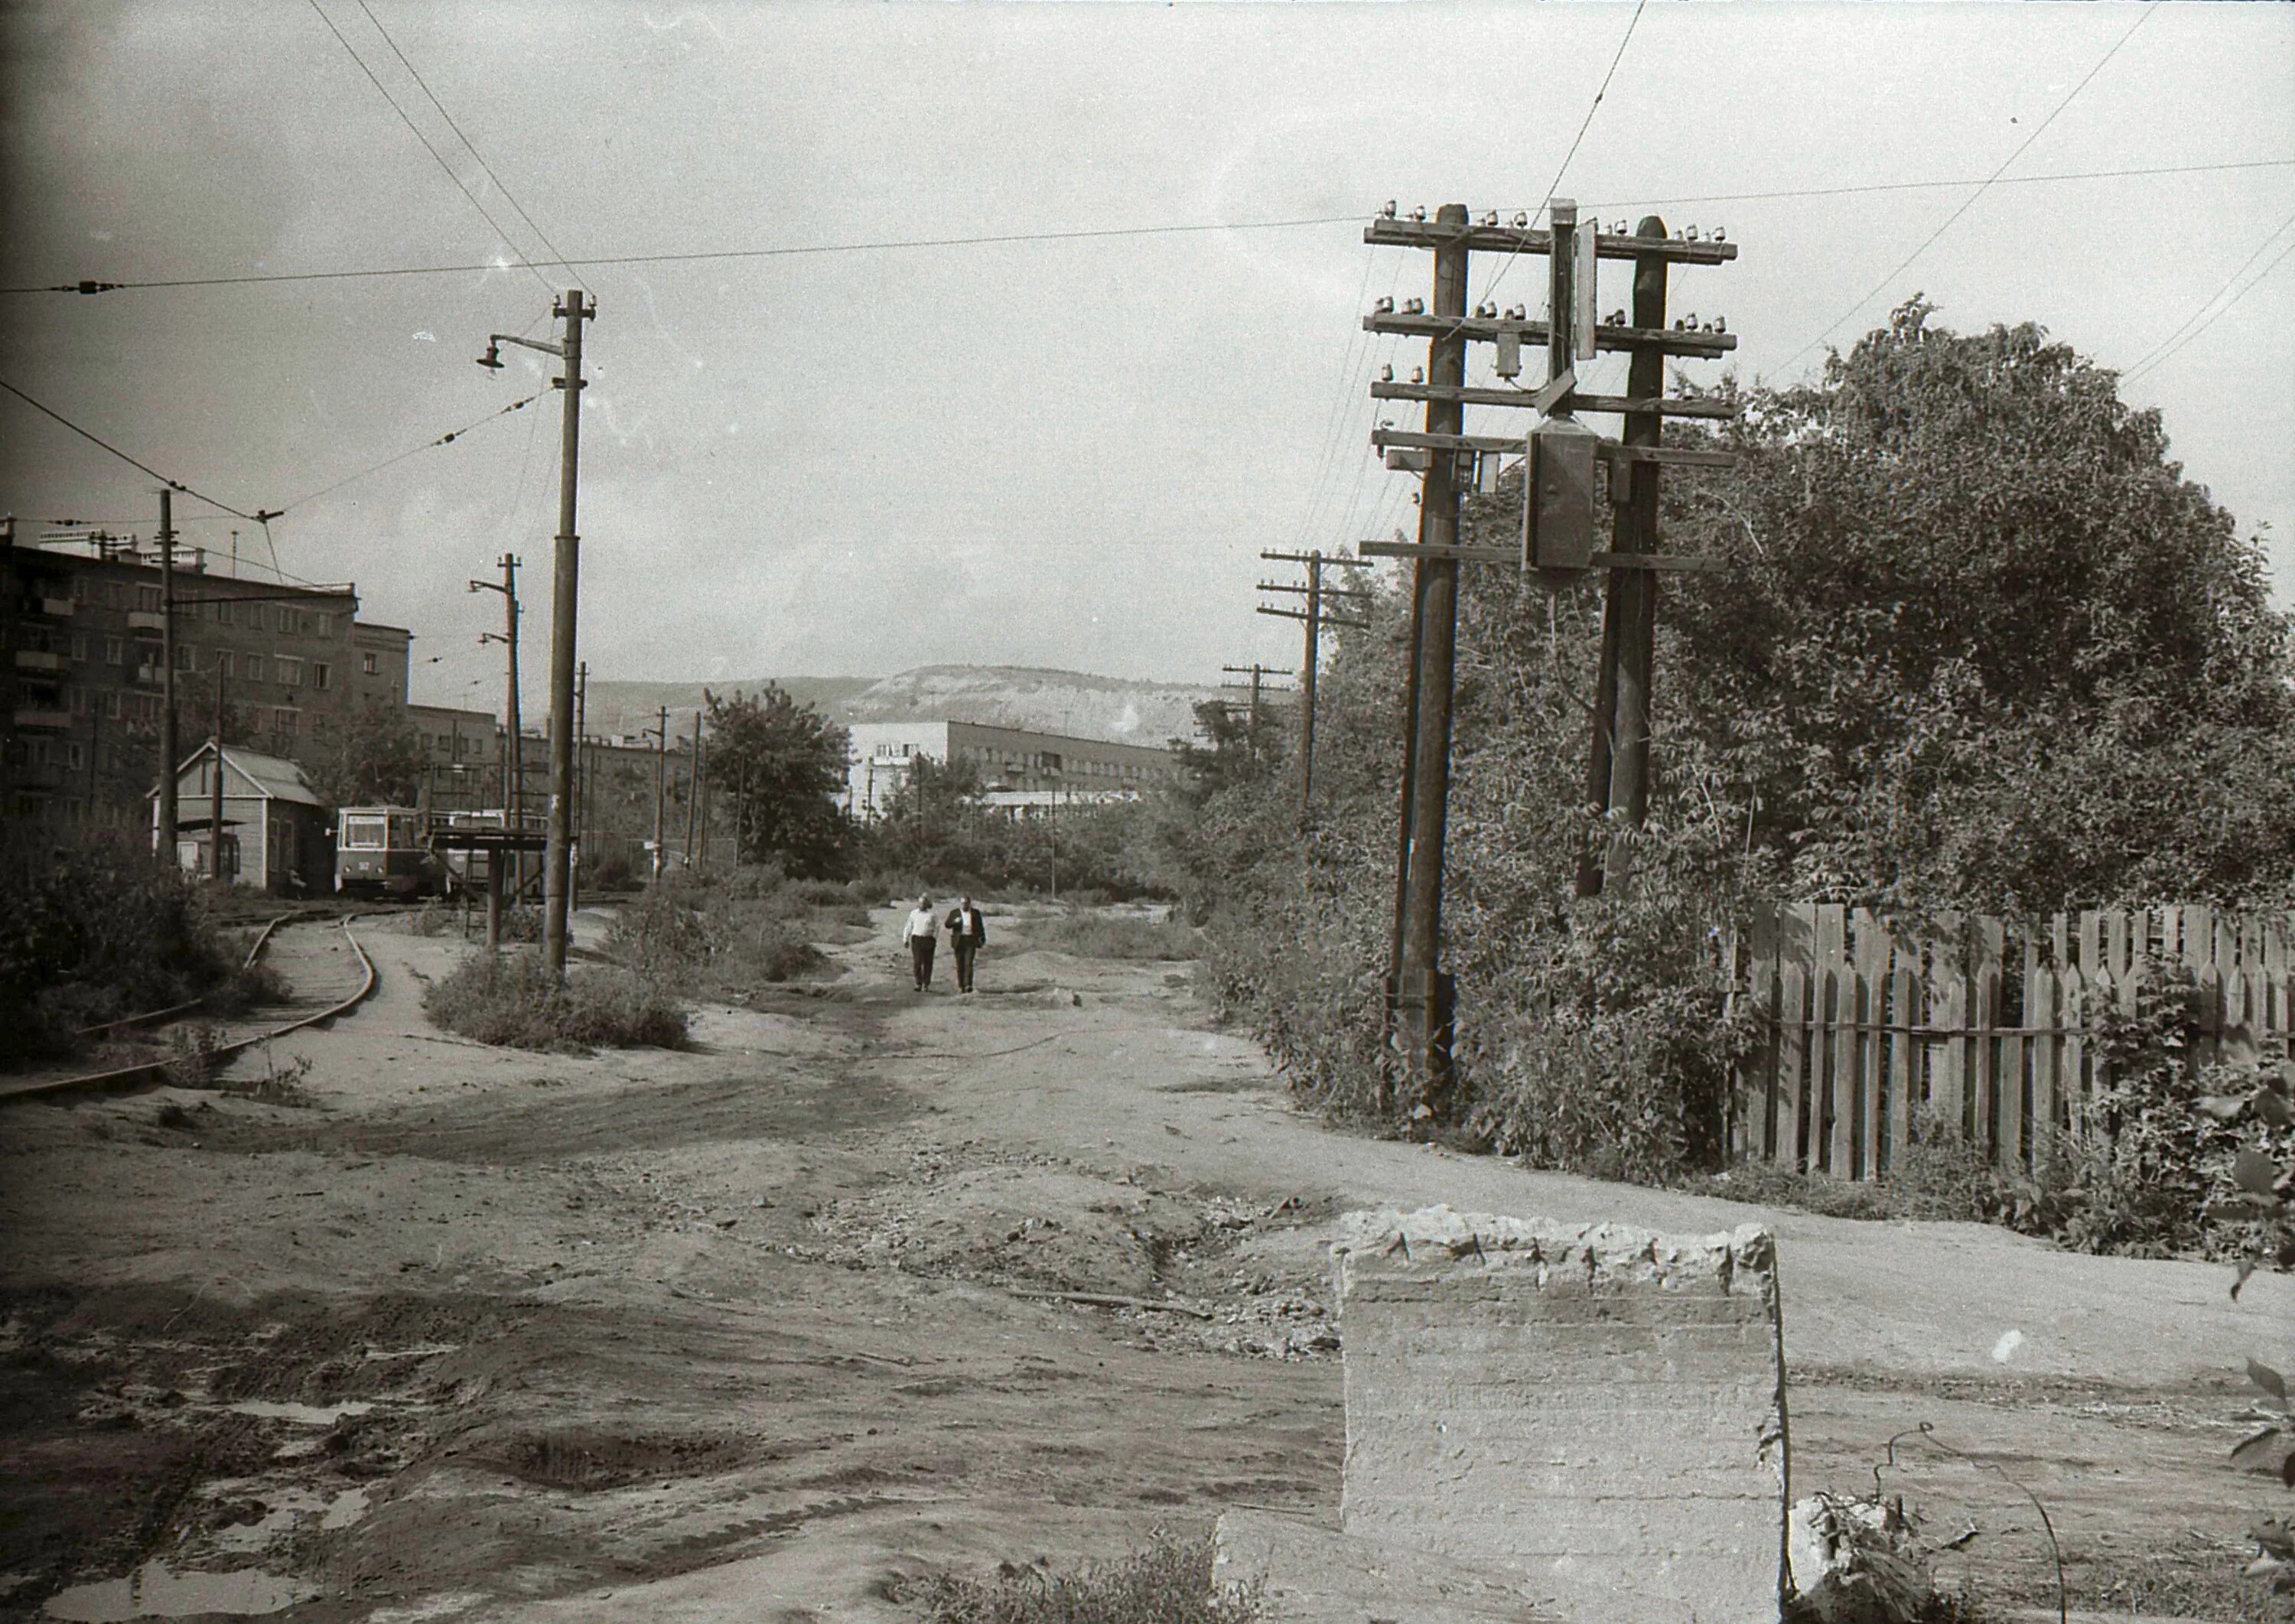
[125,610,167,632]
[13,708,70,731]
[32,596,73,619]
[132,664,163,687]
[13,649,66,674]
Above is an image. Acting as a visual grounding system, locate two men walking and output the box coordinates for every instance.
[902,893,988,993]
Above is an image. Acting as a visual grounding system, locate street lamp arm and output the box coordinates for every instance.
[490,334,567,359]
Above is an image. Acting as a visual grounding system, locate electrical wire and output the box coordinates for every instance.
[1480,0,1650,308]
[351,0,590,298]
[2121,205,2295,382]
[2,213,1366,297]
[1777,2,2159,375]
[304,0,558,297]
[0,377,270,522]
[275,388,549,511]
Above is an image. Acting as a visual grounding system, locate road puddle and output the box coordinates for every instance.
[222,1398,373,1424]
[43,1562,318,1620]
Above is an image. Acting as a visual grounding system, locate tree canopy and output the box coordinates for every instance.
[703,685,851,878]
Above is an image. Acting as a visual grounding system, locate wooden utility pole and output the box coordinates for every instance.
[1220,663,1291,762]
[470,553,522,892]
[1259,549,1373,822]
[209,660,226,883]
[1355,200,1741,1096]
[572,662,587,912]
[476,291,592,975]
[155,491,177,867]
[649,704,669,879]
[682,710,703,866]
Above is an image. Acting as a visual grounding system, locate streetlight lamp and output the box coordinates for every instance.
[476,291,593,978]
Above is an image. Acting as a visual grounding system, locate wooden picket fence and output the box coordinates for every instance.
[1728,903,2295,1182]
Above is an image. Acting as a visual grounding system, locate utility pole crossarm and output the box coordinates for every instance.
[1362,311,1734,359]
[1364,216,1737,265]
[1370,379,1738,420]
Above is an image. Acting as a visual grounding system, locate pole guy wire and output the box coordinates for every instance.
[2123,205,2295,382]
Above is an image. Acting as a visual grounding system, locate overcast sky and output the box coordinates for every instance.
[2,2,2290,712]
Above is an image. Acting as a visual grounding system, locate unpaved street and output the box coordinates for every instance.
[3,903,2287,1622]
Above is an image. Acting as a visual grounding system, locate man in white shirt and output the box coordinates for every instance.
[903,895,939,991]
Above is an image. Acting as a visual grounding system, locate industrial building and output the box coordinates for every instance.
[843,720,1174,820]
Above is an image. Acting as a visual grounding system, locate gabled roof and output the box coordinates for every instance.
[154,742,327,809]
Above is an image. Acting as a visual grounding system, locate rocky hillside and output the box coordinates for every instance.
[581,666,1220,747]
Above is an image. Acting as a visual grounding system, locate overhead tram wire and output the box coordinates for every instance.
[1776,2,2160,376]
[0,377,270,522]
[304,0,558,297]
[275,388,550,511]
[14,157,2295,299]
[351,0,590,298]
[2121,204,2295,383]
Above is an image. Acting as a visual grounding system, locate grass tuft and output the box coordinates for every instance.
[1023,913,1201,962]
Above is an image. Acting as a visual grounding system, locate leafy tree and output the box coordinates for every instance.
[704,685,851,878]
[303,697,426,808]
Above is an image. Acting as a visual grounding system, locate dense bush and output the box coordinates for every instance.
[0,842,241,1065]
[860,755,1163,900]
[604,866,862,993]
[902,1532,1257,1624]
[1022,913,1200,962]
[422,951,686,1052]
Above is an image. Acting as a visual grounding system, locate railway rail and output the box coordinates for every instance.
[2,915,378,1105]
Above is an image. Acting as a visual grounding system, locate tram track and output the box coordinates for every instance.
[1,915,379,1105]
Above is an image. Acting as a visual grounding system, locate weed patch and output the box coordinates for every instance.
[1024,913,1201,962]
[423,952,686,1053]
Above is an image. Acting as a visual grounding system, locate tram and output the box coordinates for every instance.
[333,805,443,897]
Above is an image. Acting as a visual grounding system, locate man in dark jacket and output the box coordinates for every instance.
[944,895,987,994]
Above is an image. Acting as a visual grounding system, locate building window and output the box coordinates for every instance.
[311,661,330,691]
[361,652,378,675]
[275,708,298,735]
[65,743,84,770]
[315,612,334,636]
[106,581,127,609]
[104,636,124,666]
[278,656,303,688]
[176,644,194,670]
[244,654,265,683]
[136,584,162,612]
[68,686,86,716]
[103,692,122,720]
[213,600,232,625]
[215,651,233,678]
[70,633,87,662]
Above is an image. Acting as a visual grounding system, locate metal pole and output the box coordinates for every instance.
[1300,552,1321,823]
[1395,201,1470,1098]
[156,490,178,865]
[542,288,588,976]
[209,659,226,882]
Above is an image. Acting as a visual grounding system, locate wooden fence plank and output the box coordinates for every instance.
[1776,965,1807,1170]
[2061,962,2089,1147]
[2028,966,2057,1170]
[1815,904,1847,968]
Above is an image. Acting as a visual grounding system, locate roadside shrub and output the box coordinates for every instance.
[901,1531,1257,1624]
[423,952,686,1052]
[0,842,238,1065]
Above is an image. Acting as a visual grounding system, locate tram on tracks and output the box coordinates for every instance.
[333,805,444,897]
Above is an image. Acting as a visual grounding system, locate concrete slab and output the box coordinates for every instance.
[1333,1206,1789,1624]
[1213,1507,1568,1623]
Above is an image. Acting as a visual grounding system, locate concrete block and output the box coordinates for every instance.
[1213,1507,1568,1623]
[1333,1206,1789,1624]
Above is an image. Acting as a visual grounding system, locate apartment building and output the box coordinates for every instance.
[2,523,412,831]
[843,719,1174,819]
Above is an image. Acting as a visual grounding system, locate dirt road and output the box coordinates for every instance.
[2,902,2286,1621]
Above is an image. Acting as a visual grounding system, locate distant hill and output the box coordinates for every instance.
[581,666,1222,748]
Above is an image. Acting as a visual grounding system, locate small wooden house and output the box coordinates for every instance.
[151,744,330,894]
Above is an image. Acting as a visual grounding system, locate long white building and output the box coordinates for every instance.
[843,720,1174,820]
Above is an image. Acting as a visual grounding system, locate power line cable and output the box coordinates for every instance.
[351,0,591,298]
[2124,215,2295,383]
[1777,2,2158,375]
[0,377,269,522]
[2121,203,2295,381]
[15,151,2293,300]
[275,388,550,511]
[1481,0,1650,306]
[304,0,558,297]
[4,213,1368,297]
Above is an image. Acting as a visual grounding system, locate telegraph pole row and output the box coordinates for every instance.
[155,490,177,866]
[1355,200,1740,1099]
[682,710,704,867]
[469,553,522,897]
[1258,548,1374,823]
[647,704,669,879]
